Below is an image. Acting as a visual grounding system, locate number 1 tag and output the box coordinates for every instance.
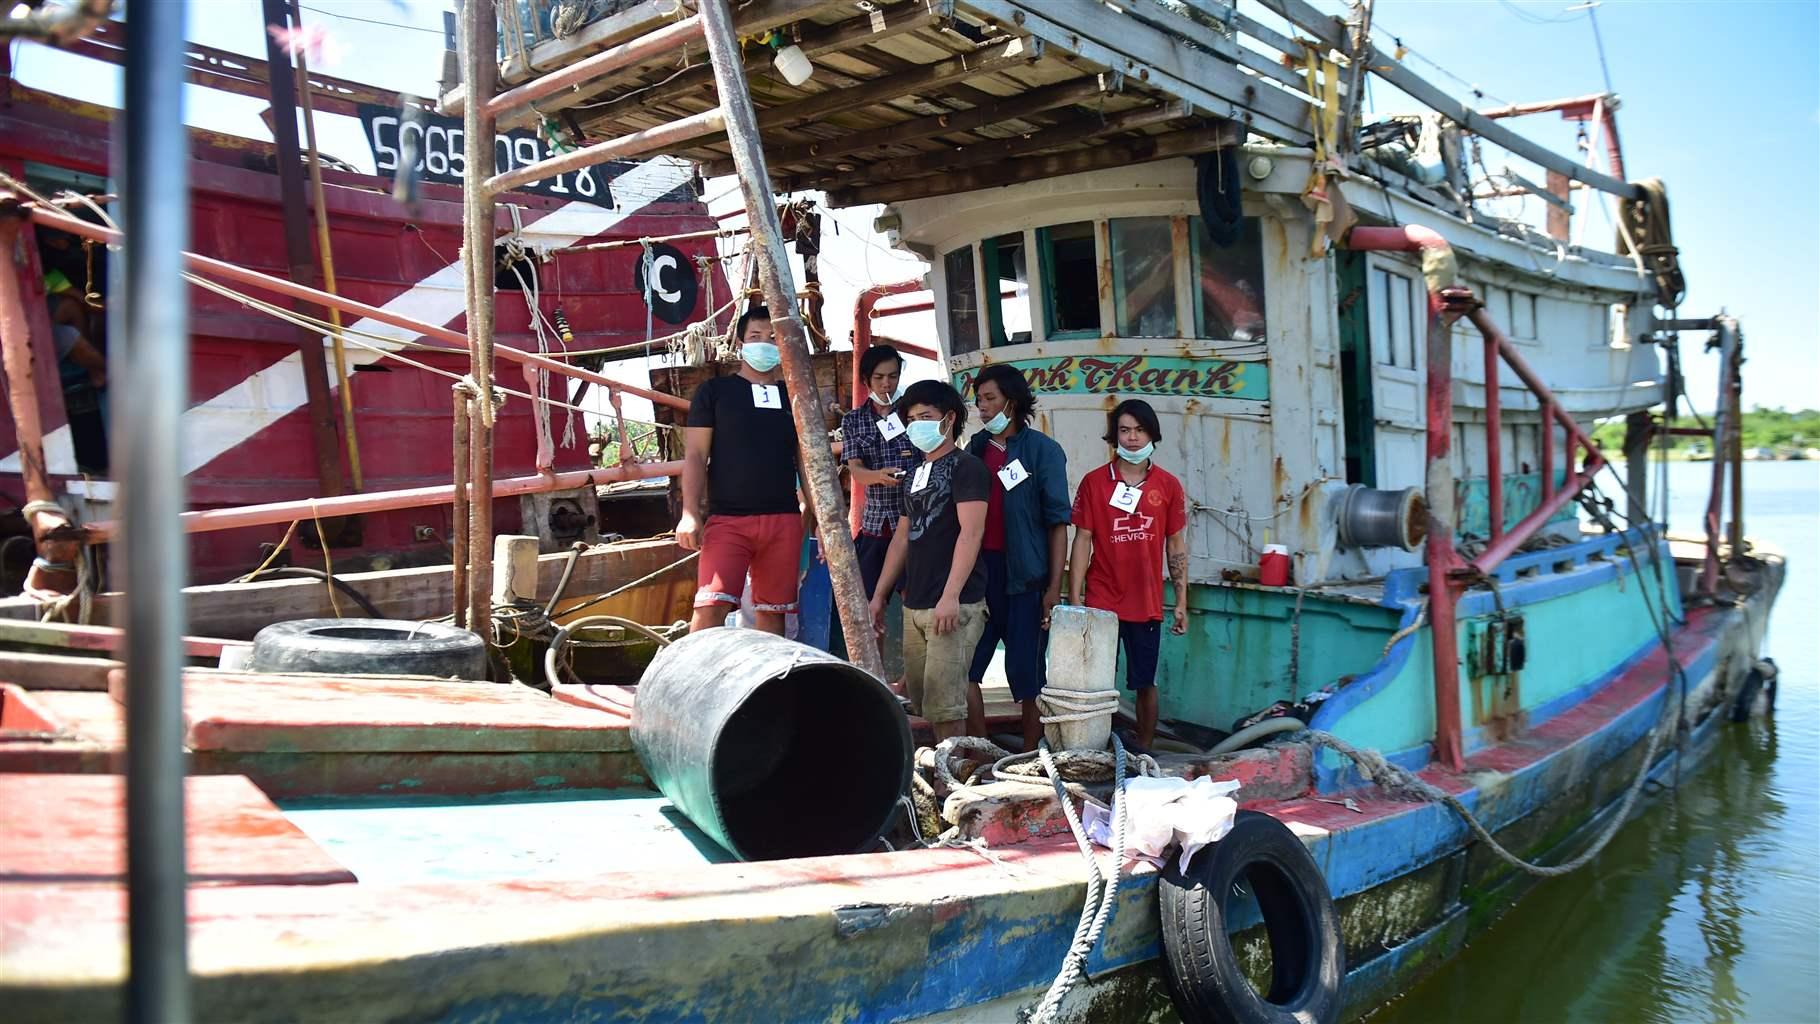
[910,462,932,493]
[997,458,1028,491]
[877,412,906,440]
[1109,482,1143,512]
[751,384,782,409]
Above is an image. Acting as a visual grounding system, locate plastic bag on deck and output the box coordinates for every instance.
[1082,775,1241,873]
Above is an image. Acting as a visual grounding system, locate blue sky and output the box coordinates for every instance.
[12,0,1816,413]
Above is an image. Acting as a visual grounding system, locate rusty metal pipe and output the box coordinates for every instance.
[1347,224,1463,772]
[23,205,692,412]
[1483,328,1503,543]
[484,108,725,196]
[462,0,498,636]
[701,0,882,679]
[483,14,704,118]
[83,460,683,540]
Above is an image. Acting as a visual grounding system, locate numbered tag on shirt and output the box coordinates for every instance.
[1109,482,1143,512]
[910,462,933,494]
[751,384,782,409]
[997,458,1029,491]
[876,412,906,440]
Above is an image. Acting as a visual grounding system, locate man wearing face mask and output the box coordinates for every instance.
[841,345,920,602]
[869,380,990,740]
[965,363,1070,749]
[1068,398,1189,752]
[676,306,803,634]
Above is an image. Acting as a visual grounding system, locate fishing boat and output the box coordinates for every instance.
[0,2,1786,1023]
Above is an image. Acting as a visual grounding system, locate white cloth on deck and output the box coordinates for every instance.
[1083,775,1241,873]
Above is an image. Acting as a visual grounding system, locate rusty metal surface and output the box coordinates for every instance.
[461,0,500,637]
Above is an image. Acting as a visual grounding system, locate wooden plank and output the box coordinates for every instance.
[562,0,949,133]
[0,651,119,691]
[1121,0,1315,97]
[701,74,1115,176]
[759,37,1043,131]
[1257,0,1641,198]
[0,619,249,659]
[845,99,1193,185]
[827,122,1238,206]
[960,0,1311,144]
[0,773,357,886]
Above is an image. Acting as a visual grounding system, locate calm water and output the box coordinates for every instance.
[1377,459,1820,1023]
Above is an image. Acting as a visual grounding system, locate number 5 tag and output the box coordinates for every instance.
[1109,483,1143,512]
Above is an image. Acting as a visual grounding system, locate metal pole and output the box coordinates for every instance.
[698,0,883,678]
[462,0,498,636]
[1422,293,1465,773]
[120,2,192,1019]
[451,390,472,629]
[1723,318,1745,555]
[1483,329,1503,543]
[1700,320,1736,593]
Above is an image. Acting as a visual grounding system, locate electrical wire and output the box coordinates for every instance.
[298,5,445,36]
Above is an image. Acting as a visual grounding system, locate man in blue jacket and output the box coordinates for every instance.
[965,363,1070,749]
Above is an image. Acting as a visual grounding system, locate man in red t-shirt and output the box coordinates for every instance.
[1068,398,1189,751]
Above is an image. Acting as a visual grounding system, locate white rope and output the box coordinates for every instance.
[1037,685,1121,725]
[1029,737,1129,1024]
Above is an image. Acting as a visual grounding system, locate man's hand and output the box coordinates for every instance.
[870,595,888,636]
[1041,585,1062,630]
[674,511,703,551]
[1171,605,1188,635]
[933,594,960,635]
[858,466,902,488]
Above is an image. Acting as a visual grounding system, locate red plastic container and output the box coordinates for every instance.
[1259,544,1291,587]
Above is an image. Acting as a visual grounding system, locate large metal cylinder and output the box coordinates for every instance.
[1338,485,1427,552]
[630,628,911,861]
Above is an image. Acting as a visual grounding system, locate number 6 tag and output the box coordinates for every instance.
[1109,482,1143,512]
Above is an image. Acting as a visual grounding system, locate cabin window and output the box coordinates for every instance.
[1038,222,1100,338]
[1191,216,1267,341]
[1369,265,1418,369]
[1510,290,1537,340]
[1109,217,1178,338]
[982,232,1033,347]
[943,244,981,355]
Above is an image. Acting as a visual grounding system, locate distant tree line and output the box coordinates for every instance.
[1592,407,1820,456]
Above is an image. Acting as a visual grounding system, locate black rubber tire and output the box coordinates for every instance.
[1729,667,1765,723]
[248,618,488,680]
[1158,810,1345,1024]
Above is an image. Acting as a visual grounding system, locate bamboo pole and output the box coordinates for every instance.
[289,1,363,490]
[460,0,499,636]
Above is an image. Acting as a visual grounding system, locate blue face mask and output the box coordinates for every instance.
[742,341,781,372]
[1117,442,1155,464]
[983,410,1011,435]
[907,419,948,453]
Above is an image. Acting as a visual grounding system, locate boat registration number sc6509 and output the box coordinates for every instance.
[358,105,625,208]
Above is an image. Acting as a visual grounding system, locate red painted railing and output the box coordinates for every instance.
[1347,225,1610,772]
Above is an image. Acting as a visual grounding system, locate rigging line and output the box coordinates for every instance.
[182,273,683,432]
[297,4,445,35]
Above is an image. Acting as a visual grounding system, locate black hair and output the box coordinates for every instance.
[735,305,772,340]
[974,362,1036,428]
[858,344,904,380]
[897,380,967,441]
[1104,398,1163,446]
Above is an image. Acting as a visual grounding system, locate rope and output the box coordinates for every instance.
[546,549,700,619]
[545,614,677,689]
[1029,736,1130,1024]
[1036,686,1120,725]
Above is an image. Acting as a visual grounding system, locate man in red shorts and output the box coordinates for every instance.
[674,306,804,634]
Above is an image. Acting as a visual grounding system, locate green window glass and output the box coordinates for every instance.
[1191,216,1267,342]
[944,244,980,355]
[1110,217,1178,338]
[1038,221,1100,339]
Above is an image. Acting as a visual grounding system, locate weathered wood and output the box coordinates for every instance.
[828,122,1238,206]
[703,74,1114,177]
[490,535,541,606]
[1122,0,1315,97]
[564,0,947,133]
[847,99,1193,185]
[1257,0,1641,199]
[0,650,121,691]
[961,0,1311,144]
[0,539,696,640]
[760,38,1042,132]
[0,619,249,659]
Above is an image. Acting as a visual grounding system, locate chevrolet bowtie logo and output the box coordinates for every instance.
[1113,510,1155,534]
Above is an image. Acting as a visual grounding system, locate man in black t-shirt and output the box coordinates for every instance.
[676,306,803,634]
[870,381,988,739]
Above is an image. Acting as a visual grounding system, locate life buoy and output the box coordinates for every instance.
[1159,810,1344,1024]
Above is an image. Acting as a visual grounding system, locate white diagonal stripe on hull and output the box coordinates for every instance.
[3,160,696,478]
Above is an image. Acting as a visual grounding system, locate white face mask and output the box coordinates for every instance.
[871,386,900,407]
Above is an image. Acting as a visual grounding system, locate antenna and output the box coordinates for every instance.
[1565,1,1615,96]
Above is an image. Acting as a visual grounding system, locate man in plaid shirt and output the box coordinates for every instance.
[842,345,921,601]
